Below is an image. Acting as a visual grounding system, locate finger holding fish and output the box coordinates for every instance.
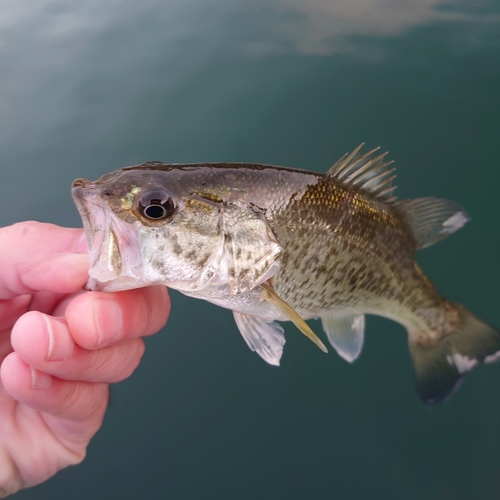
[9,285,170,385]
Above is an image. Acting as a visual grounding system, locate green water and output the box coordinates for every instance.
[1,1,499,499]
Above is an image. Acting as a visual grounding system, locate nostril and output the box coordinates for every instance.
[72,178,90,188]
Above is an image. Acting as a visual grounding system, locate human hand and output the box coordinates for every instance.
[0,222,170,497]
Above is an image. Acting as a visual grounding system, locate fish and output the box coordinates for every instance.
[71,144,500,405]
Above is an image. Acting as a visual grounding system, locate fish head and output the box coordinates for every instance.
[72,164,283,295]
[72,166,226,292]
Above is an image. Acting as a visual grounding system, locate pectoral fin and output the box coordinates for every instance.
[261,282,328,353]
[233,311,285,366]
[321,312,365,362]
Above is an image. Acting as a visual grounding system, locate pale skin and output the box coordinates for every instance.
[0,222,170,497]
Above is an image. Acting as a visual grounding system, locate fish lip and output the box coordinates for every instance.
[84,277,102,291]
[71,181,119,286]
[71,183,95,253]
[72,180,147,291]
[71,184,85,210]
[84,276,156,292]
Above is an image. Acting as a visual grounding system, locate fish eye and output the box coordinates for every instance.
[137,189,175,221]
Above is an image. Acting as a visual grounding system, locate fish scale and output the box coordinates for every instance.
[269,181,425,320]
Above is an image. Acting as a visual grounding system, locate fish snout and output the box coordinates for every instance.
[72,178,91,188]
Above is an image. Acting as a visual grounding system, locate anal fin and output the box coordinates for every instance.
[233,311,285,366]
[321,312,365,362]
[261,282,328,353]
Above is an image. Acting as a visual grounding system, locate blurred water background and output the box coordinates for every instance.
[1,1,499,498]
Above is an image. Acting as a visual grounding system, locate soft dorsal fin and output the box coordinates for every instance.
[261,282,328,353]
[326,143,397,202]
[395,197,469,250]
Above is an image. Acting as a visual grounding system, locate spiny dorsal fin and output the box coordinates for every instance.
[326,143,397,202]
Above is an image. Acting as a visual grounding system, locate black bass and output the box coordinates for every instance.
[71,144,500,404]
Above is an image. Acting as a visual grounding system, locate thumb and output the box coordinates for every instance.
[0,222,89,300]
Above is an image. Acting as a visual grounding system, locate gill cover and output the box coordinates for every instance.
[218,204,283,293]
[192,203,284,297]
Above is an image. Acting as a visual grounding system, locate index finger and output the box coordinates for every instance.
[0,222,89,300]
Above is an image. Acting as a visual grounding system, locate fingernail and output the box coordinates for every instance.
[31,367,52,390]
[93,298,123,347]
[44,315,73,361]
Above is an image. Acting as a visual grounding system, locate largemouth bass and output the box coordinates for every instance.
[72,144,500,404]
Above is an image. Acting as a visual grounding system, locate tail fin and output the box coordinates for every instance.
[408,305,500,405]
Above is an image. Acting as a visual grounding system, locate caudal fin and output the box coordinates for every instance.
[408,305,500,405]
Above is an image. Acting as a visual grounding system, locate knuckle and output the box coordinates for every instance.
[88,347,114,379]
[1,222,42,294]
[64,447,87,466]
[90,339,145,382]
[139,287,169,336]
[2,222,60,296]
[113,339,145,381]
[7,221,41,244]
[66,293,103,349]
[56,381,105,419]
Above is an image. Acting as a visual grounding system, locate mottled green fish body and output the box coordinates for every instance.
[72,145,500,404]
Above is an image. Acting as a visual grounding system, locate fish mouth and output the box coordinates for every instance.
[71,179,146,292]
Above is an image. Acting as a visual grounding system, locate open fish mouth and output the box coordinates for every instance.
[72,179,146,292]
